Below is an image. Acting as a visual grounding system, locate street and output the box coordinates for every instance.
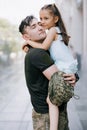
[0,58,86,130]
[0,59,33,130]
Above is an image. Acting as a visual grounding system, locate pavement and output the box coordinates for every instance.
[71,71,87,130]
[0,60,87,130]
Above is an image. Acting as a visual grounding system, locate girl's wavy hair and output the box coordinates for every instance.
[40,4,70,46]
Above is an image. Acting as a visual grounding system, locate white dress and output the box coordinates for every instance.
[49,27,78,74]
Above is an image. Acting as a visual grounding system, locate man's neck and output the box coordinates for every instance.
[35,39,44,43]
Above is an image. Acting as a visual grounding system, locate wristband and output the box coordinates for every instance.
[75,73,79,82]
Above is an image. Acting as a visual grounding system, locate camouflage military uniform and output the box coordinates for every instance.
[32,103,69,130]
[32,71,72,130]
[32,109,50,130]
[48,71,74,106]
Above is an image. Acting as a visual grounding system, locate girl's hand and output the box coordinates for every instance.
[63,73,76,86]
[23,46,29,53]
[22,42,29,53]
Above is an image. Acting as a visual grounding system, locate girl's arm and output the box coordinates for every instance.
[27,27,57,50]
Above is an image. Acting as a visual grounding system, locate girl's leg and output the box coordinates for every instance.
[47,96,59,130]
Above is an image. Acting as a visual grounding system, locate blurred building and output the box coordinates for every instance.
[55,0,87,73]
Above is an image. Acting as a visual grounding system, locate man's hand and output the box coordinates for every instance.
[63,73,76,86]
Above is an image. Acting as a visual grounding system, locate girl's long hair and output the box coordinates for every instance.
[40,4,70,46]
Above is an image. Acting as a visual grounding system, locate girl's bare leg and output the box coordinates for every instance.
[47,96,59,130]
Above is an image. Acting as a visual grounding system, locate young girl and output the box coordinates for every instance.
[23,4,78,130]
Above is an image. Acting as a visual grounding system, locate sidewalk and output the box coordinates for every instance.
[0,63,86,130]
[72,72,87,130]
[0,80,83,130]
[67,98,83,130]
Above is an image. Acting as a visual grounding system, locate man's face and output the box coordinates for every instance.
[23,18,46,42]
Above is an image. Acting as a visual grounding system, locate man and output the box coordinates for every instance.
[19,15,79,130]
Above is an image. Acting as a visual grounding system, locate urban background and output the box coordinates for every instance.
[0,0,87,130]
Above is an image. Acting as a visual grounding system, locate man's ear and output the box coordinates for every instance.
[22,34,30,41]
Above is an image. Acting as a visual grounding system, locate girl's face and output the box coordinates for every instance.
[39,9,58,30]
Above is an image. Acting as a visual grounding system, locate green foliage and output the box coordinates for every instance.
[0,18,22,54]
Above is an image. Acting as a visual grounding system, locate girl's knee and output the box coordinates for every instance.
[46,96,52,106]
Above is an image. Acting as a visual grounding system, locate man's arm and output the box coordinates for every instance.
[43,64,78,86]
[43,64,58,80]
[30,49,79,85]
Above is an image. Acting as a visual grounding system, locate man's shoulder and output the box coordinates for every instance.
[25,48,54,71]
[26,48,48,57]
[31,48,46,54]
[26,48,49,59]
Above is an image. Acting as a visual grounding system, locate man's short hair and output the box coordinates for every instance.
[19,15,36,34]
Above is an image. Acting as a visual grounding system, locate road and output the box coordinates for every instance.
[0,59,33,130]
[0,58,86,130]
